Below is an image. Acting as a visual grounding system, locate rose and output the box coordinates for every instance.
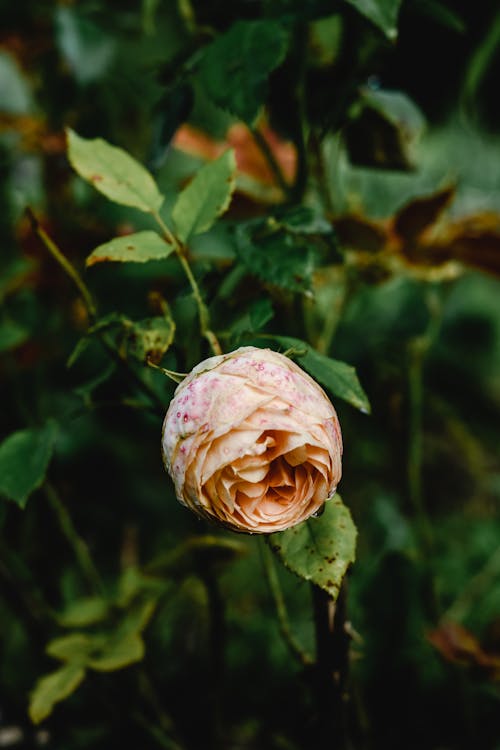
[161,346,342,534]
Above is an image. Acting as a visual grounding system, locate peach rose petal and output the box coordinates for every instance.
[161,347,342,533]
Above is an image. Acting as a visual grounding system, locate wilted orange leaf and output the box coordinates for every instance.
[172,121,297,204]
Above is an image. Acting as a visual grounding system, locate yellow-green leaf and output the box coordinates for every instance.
[86,231,173,266]
[87,632,144,672]
[29,664,85,724]
[67,129,164,212]
[46,633,98,663]
[58,597,110,628]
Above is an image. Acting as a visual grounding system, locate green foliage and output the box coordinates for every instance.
[271,335,371,413]
[58,597,110,628]
[29,664,86,725]
[86,231,174,266]
[269,495,356,601]
[2,1,500,748]
[67,129,164,212]
[198,21,289,123]
[172,150,237,242]
[344,0,403,38]
[0,319,29,352]
[234,223,318,293]
[0,422,57,508]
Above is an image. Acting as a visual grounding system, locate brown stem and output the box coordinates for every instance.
[312,582,351,750]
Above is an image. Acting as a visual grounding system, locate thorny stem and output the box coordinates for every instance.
[312,583,351,750]
[132,712,183,750]
[136,669,183,749]
[28,209,165,413]
[44,482,104,596]
[199,568,226,748]
[0,541,52,642]
[407,286,446,619]
[261,541,313,666]
[310,130,335,217]
[26,207,97,322]
[152,211,222,356]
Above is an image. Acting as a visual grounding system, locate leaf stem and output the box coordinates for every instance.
[261,540,313,666]
[146,360,187,384]
[152,211,222,356]
[44,482,104,596]
[26,208,97,322]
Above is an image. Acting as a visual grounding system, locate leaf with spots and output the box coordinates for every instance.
[67,129,164,213]
[268,495,357,601]
[125,316,176,364]
[86,231,174,266]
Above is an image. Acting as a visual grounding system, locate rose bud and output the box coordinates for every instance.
[161,346,342,534]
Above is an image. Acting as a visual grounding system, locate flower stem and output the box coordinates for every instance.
[152,211,222,356]
[261,540,313,666]
[44,482,104,596]
[312,582,351,749]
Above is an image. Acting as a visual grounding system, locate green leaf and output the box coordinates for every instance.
[172,150,237,243]
[66,129,164,212]
[0,320,30,352]
[235,225,317,293]
[56,7,115,85]
[269,495,357,601]
[87,632,145,672]
[272,206,333,235]
[271,336,371,413]
[58,597,110,628]
[46,633,97,663]
[231,298,274,341]
[0,51,33,115]
[199,20,288,123]
[125,316,175,364]
[0,422,57,508]
[29,663,86,724]
[343,0,402,39]
[86,231,173,266]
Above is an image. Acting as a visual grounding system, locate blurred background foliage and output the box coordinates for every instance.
[1,0,499,748]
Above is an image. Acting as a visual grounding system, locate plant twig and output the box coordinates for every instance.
[261,541,313,667]
[152,212,222,356]
[146,360,187,384]
[44,482,104,596]
[26,207,97,322]
[248,126,293,200]
[28,209,165,412]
